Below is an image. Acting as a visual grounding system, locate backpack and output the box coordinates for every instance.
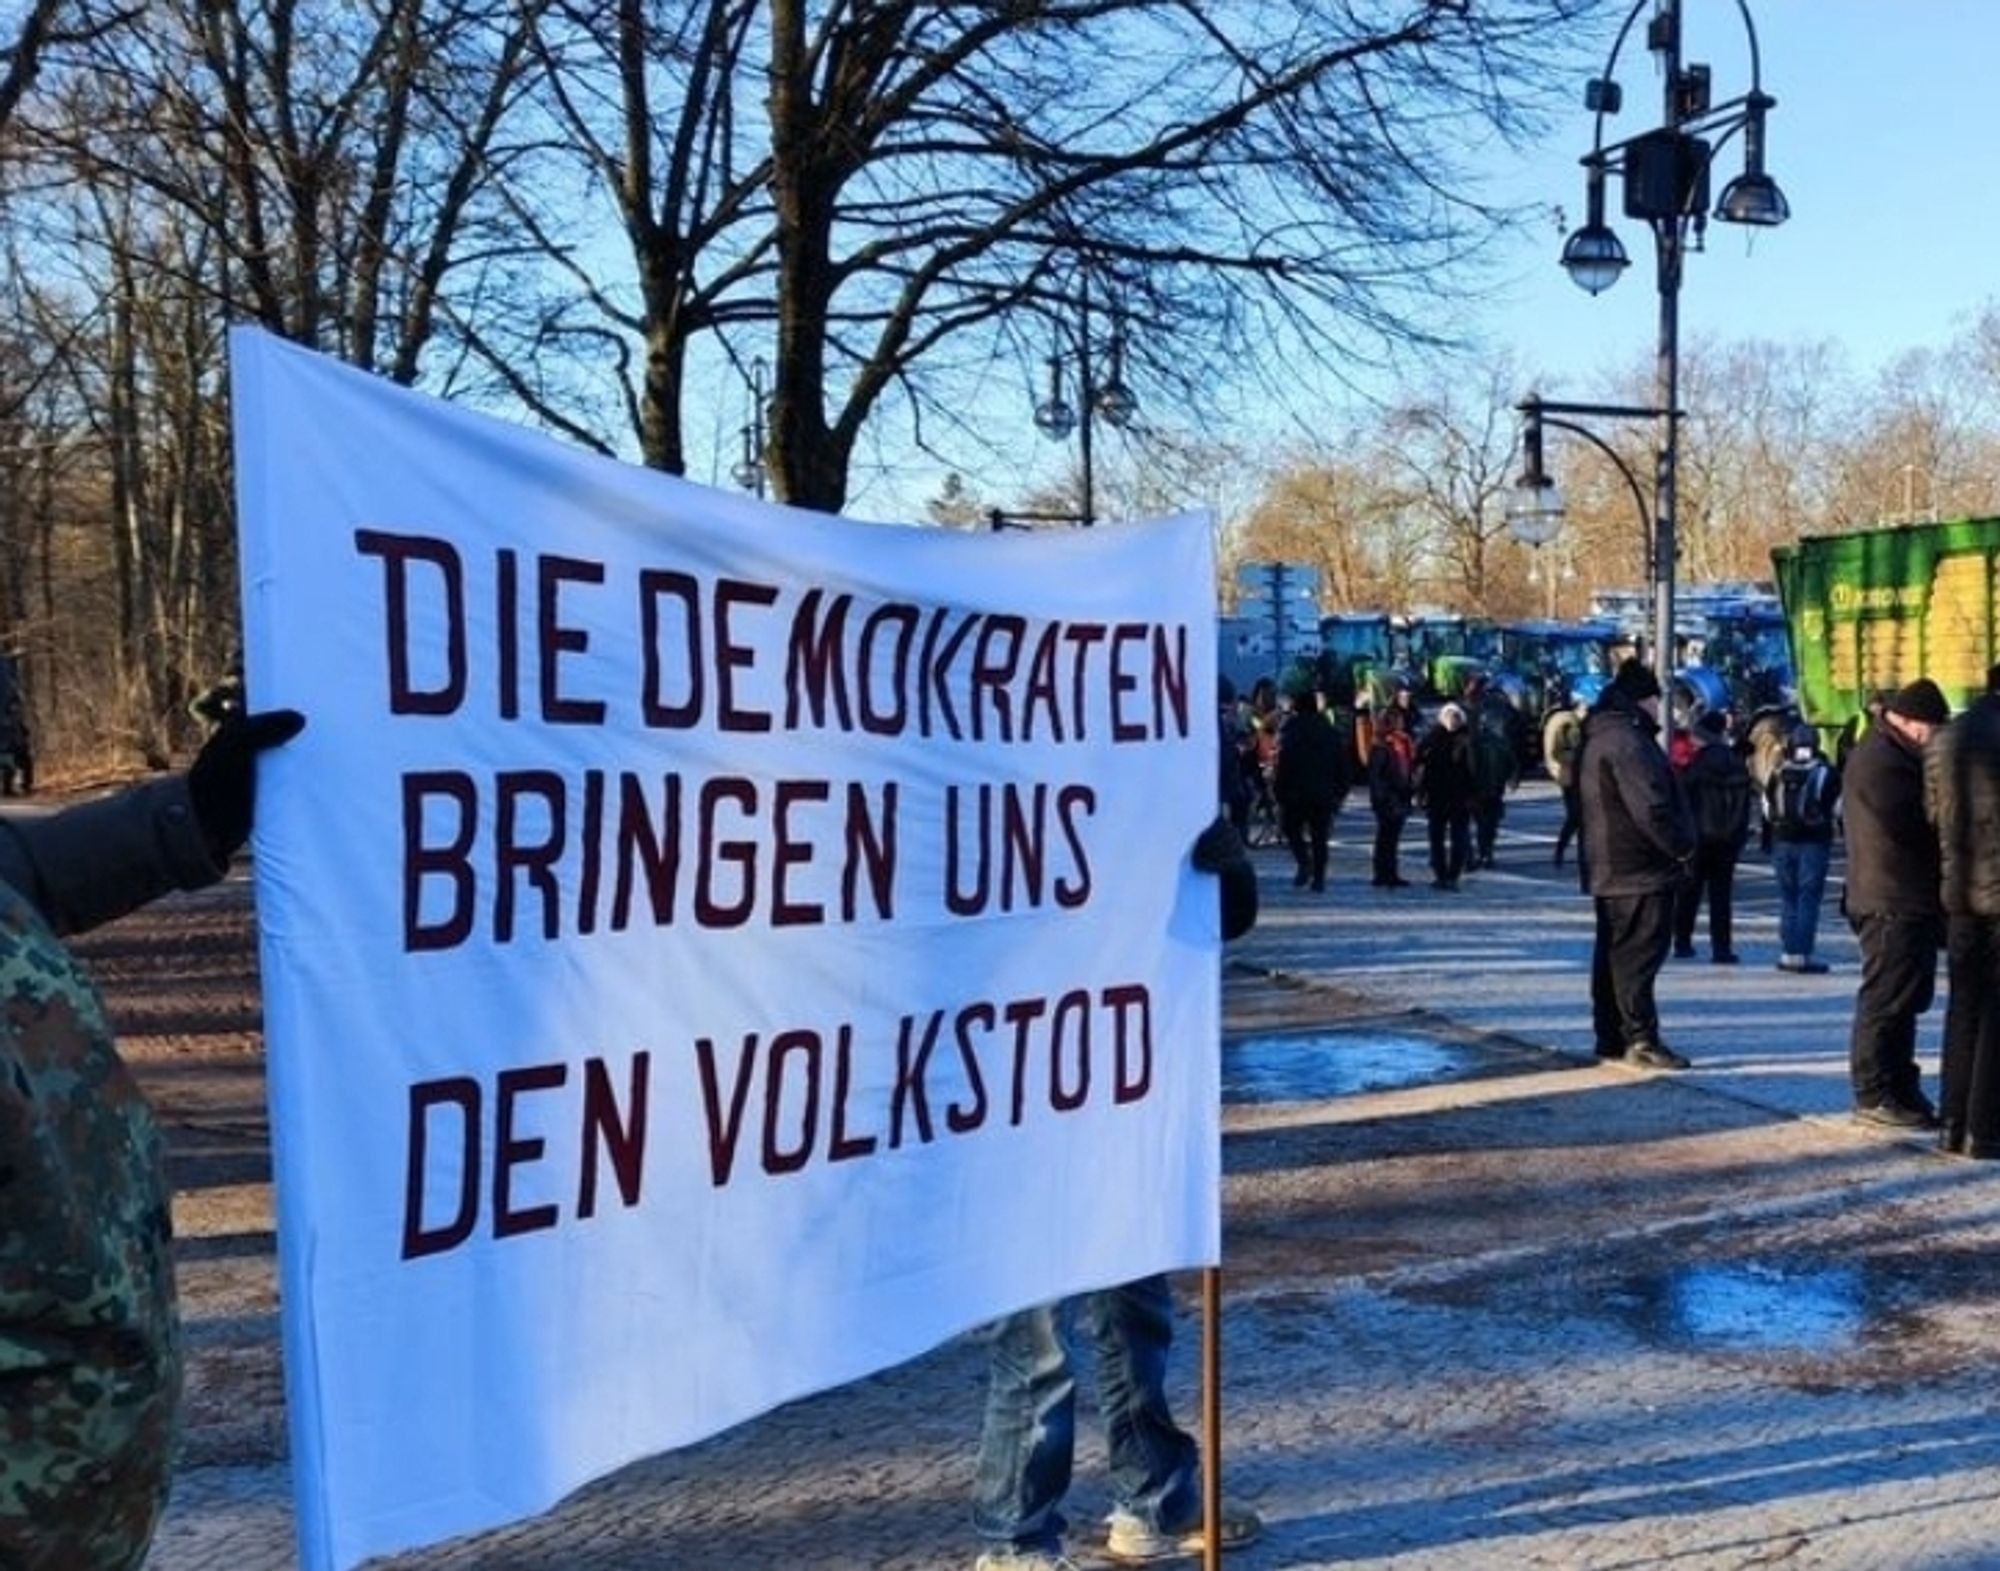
[1692,751,1752,844]
[1772,759,1831,833]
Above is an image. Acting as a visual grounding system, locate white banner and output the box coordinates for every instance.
[229,329,1222,1571]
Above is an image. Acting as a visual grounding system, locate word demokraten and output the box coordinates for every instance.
[355,529,1193,746]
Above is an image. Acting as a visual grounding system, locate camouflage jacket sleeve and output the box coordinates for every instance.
[0,777,224,938]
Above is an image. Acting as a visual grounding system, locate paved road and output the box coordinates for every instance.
[140,783,2000,1570]
[1252,780,1871,1128]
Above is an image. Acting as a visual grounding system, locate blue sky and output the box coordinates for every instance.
[809,2,2000,521]
[1488,0,1999,391]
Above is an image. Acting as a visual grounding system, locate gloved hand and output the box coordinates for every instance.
[1190,815,1249,874]
[188,708,306,860]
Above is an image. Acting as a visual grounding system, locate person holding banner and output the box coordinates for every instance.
[0,707,303,1571]
[971,816,1261,1571]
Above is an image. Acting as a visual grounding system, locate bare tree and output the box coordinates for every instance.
[1383,362,1528,613]
[528,0,1610,511]
[0,1,560,767]
[52,0,555,380]
[1234,442,1423,612]
[1824,345,1986,533]
[1673,335,1853,583]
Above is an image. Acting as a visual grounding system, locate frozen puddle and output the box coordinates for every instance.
[1222,1028,1486,1104]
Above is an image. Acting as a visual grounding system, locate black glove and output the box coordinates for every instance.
[1191,815,1249,874]
[1191,815,1259,941]
[188,708,306,859]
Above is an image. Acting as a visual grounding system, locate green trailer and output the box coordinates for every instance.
[1771,516,2000,733]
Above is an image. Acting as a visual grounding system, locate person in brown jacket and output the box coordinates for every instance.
[0,708,303,1571]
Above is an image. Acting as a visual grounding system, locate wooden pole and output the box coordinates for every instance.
[1201,1265,1223,1571]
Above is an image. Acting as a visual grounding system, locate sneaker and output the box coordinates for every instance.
[1712,951,1741,965]
[1774,955,1803,973]
[1105,1502,1264,1563]
[1855,1100,1939,1130]
[1672,943,1696,959]
[1798,958,1830,975]
[1624,1041,1692,1071]
[975,1550,1082,1571]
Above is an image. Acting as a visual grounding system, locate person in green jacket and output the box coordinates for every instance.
[0,708,302,1571]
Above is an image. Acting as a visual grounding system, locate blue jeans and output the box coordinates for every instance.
[972,1277,1199,1553]
[1772,838,1831,957]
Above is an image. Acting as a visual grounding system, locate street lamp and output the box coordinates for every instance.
[1028,279,1138,527]
[1550,0,1789,699]
[1509,392,1668,593]
[731,356,768,498]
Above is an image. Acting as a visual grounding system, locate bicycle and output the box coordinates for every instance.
[1244,770,1285,849]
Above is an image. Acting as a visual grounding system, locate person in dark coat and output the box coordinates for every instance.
[1273,688,1347,893]
[1366,704,1417,888]
[1844,678,1950,1128]
[1928,665,2000,1158]
[1467,698,1520,869]
[1577,659,1696,1070]
[1415,702,1475,891]
[1,708,304,1571]
[1673,709,1752,963]
[0,660,26,797]
[1216,678,1251,837]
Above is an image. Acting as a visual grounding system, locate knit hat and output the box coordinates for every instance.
[1438,703,1467,731]
[1789,723,1819,759]
[1610,659,1662,702]
[1696,709,1728,737]
[1888,677,1950,726]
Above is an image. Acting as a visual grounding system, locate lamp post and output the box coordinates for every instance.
[1546,0,1789,700]
[730,356,768,499]
[1508,391,1667,591]
[1883,461,1938,526]
[1027,278,1138,527]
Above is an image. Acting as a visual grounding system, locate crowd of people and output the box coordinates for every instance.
[1220,673,1523,897]
[1226,654,2000,1162]
[1564,658,2000,1150]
